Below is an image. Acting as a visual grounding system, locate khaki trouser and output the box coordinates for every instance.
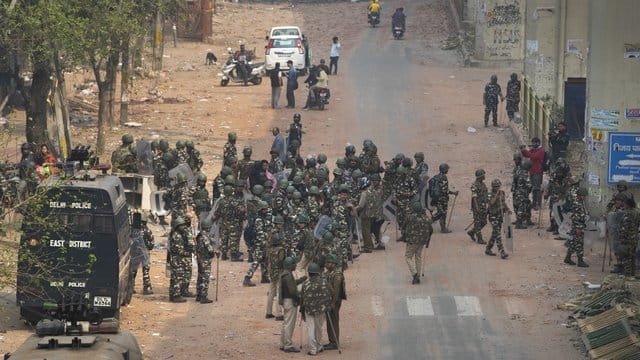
[266,278,283,316]
[360,216,374,250]
[306,313,325,355]
[280,299,298,349]
[405,243,423,276]
[326,301,341,345]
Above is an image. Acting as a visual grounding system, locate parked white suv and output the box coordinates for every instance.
[265,26,310,73]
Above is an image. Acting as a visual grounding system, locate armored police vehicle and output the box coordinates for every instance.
[16,170,134,326]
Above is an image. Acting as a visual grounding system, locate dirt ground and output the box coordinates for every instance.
[0,0,604,358]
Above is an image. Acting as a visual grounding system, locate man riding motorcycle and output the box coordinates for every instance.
[303,65,329,109]
[392,7,406,34]
[368,0,381,23]
[233,44,254,86]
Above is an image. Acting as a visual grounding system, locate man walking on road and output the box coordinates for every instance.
[520,137,545,210]
[279,257,306,353]
[405,202,433,284]
[506,73,521,122]
[430,163,458,233]
[565,187,589,267]
[270,62,283,108]
[485,179,510,260]
[468,169,488,244]
[300,263,332,356]
[329,36,340,75]
[285,60,298,108]
[324,254,346,350]
[271,127,287,162]
[483,74,504,127]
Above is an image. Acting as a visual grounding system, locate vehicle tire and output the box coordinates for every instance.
[20,307,42,326]
[220,79,229,86]
[251,77,262,85]
[319,101,325,111]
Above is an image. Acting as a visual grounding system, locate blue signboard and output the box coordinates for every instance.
[608,132,640,184]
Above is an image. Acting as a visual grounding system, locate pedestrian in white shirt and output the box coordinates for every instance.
[329,36,341,75]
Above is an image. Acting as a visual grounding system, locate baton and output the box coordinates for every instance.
[447,193,458,229]
[215,254,220,301]
[326,311,341,354]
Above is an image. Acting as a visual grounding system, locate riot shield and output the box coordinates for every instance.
[136,140,154,175]
[274,169,292,184]
[150,190,168,217]
[382,196,396,222]
[504,212,513,252]
[168,163,195,187]
[557,212,573,240]
[552,200,566,227]
[607,211,624,255]
[314,215,333,240]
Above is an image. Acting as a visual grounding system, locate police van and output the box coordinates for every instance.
[16,171,133,325]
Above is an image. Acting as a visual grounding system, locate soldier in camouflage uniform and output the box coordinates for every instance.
[300,263,333,356]
[223,132,238,165]
[483,74,504,127]
[168,216,194,303]
[294,214,317,276]
[225,155,239,179]
[332,185,355,269]
[243,202,274,286]
[212,166,233,201]
[350,169,364,203]
[564,187,589,267]
[174,140,189,165]
[545,157,570,234]
[618,196,640,276]
[356,176,381,252]
[217,185,245,261]
[131,213,154,295]
[192,172,212,218]
[269,150,285,174]
[317,153,330,176]
[279,257,306,353]
[345,144,361,172]
[359,140,381,177]
[395,165,418,241]
[237,147,255,182]
[382,154,403,200]
[244,184,264,263]
[513,160,533,229]
[430,163,459,233]
[506,73,521,122]
[164,173,193,222]
[405,202,433,284]
[307,186,322,225]
[511,152,523,215]
[154,151,173,191]
[272,180,290,218]
[185,140,203,172]
[468,169,488,244]
[485,179,510,259]
[195,219,219,303]
[265,232,285,319]
[111,134,138,173]
[413,152,429,198]
[606,180,635,212]
[324,254,346,351]
[304,157,319,187]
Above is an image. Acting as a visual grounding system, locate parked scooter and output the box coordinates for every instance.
[393,26,404,39]
[219,57,264,86]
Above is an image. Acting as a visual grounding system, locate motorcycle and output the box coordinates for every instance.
[368,12,380,27]
[393,26,404,40]
[306,87,330,111]
[219,58,264,86]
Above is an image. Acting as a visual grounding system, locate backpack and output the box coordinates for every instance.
[428,176,440,201]
[243,216,257,248]
[543,151,552,172]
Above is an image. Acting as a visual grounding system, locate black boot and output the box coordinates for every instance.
[476,233,486,245]
[143,286,154,295]
[564,252,576,265]
[485,248,496,256]
[577,257,589,268]
[199,297,213,304]
[159,216,168,226]
[248,253,254,263]
[261,272,270,284]
[411,274,419,285]
[230,252,244,262]
[221,252,229,261]
[440,219,451,233]
[500,252,509,259]
[514,222,527,229]
[243,275,256,287]
[169,295,186,303]
[467,230,476,242]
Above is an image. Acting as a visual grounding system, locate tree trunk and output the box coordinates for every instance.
[120,39,130,125]
[132,35,144,69]
[92,58,106,155]
[52,53,72,158]
[105,51,118,127]
[24,60,52,148]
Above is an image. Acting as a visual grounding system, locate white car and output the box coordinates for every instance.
[265,35,308,73]
[269,26,302,39]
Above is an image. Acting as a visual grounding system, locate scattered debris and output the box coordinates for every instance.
[124,122,142,128]
[467,126,477,133]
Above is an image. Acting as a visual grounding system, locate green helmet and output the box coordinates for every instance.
[264,180,273,189]
[414,152,425,160]
[411,201,423,213]
[122,134,134,144]
[176,173,187,184]
[225,155,237,166]
[228,132,237,141]
[293,175,303,185]
[257,200,269,211]
[271,232,283,245]
[151,140,159,150]
[162,152,175,163]
[439,163,449,173]
[363,139,373,150]
[242,147,252,156]
[338,184,350,194]
[252,184,264,195]
[292,191,302,199]
[185,140,194,149]
[475,169,485,178]
[176,140,186,149]
[521,160,532,170]
[196,172,207,183]
[307,263,322,274]
[235,179,245,187]
[283,256,297,270]
[325,254,339,265]
[513,152,523,161]
[491,179,502,188]
[317,153,327,163]
[322,231,334,241]
[159,139,170,151]
[173,216,186,228]
[370,173,381,182]
[296,214,310,224]
[262,192,274,204]
[200,219,213,229]
[336,158,347,167]
[394,153,405,162]
[309,186,320,195]
[223,185,233,195]
[333,168,344,176]
[278,180,289,190]
[286,185,295,194]
[352,169,363,178]
[274,215,285,224]
[221,166,233,176]
[224,175,236,185]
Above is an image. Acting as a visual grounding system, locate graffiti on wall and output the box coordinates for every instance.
[481,1,522,59]
[487,3,521,27]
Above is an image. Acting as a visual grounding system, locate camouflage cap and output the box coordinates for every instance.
[307,262,322,274]
[224,175,236,185]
